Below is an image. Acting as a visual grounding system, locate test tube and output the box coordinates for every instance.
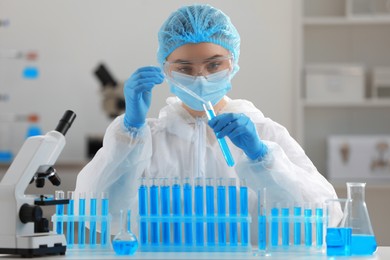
[205,178,215,246]
[67,191,75,247]
[89,192,97,247]
[282,206,290,246]
[138,178,148,245]
[217,178,226,246]
[101,192,109,246]
[240,179,249,246]
[304,204,312,246]
[258,188,267,251]
[194,177,204,246]
[78,192,86,247]
[55,190,65,235]
[172,177,182,245]
[160,178,170,245]
[316,205,324,247]
[228,178,238,246]
[271,206,279,247]
[183,177,193,246]
[150,178,159,245]
[294,205,302,245]
[203,101,235,167]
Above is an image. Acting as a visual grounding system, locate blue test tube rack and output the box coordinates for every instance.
[51,191,112,251]
[138,177,252,252]
[257,189,326,255]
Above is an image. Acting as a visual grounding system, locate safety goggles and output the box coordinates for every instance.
[164,55,233,83]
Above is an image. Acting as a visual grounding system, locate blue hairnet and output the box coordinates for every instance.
[157,4,240,70]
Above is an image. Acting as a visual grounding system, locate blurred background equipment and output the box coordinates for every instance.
[94,63,125,119]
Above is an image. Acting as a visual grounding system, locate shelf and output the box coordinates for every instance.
[304,16,390,25]
[302,99,390,107]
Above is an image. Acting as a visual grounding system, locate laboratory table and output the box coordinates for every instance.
[1,247,389,259]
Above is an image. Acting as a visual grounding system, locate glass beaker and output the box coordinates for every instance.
[112,209,138,256]
[346,182,377,255]
[325,199,352,256]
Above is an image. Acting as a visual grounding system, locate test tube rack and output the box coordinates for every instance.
[51,191,112,251]
[258,189,326,255]
[138,177,252,252]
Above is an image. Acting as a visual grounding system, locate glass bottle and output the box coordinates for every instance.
[346,182,377,255]
[112,209,138,255]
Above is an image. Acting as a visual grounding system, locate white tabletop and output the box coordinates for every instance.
[1,247,389,259]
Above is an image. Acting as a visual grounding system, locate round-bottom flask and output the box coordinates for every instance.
[112,209,139,255]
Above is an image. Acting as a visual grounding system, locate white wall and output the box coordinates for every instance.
[0,0,298,163]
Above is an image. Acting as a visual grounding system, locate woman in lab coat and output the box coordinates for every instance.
[75,4,338,244]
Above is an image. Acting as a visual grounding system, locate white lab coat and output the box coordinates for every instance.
[75,96,338,244]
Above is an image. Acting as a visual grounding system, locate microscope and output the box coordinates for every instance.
[0,110,76,257]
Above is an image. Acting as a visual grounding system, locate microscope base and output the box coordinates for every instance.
[0,234,66,258]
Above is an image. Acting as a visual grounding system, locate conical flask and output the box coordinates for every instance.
[346,182,377,255]
[112,209,139,255]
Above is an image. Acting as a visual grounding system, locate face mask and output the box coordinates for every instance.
[169,69,232,111]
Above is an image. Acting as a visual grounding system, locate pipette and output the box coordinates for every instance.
[165,76,235,167]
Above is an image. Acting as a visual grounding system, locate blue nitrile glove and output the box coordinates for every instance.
[123,66,164,129]
[208,113,268,160]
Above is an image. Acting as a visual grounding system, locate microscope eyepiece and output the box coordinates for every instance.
[55,110,76,136]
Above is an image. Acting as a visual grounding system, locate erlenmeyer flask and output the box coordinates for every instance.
[112,209,139,255]
[346,182,377,255]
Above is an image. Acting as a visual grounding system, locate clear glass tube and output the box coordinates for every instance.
[271,206,279,247]
[183,177,193,246]
[194,177,204,246]
[89,192,97,247]
[78,192,86,247]
[240,179,249,246]
[138,178,148,245]
[281,205,290,246]
[67,191,75,246]
[55,190,64,235]
[172,177,182,245]
[101,191,109,246]
[316,204,324,247]
[160,178,170,245]
[258,188,267,250]
[205,178,215,246]
[304,204,312,246]
[228,178,237,246]
[203,101,235,167]
[217,178,226,246]
[150,178,159,245]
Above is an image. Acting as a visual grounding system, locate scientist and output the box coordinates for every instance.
[75,4,338,243]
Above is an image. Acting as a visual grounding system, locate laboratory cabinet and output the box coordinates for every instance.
[298,0,390,179]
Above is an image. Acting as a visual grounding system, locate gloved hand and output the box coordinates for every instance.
[123,66,164,129]
[208,113,268,160]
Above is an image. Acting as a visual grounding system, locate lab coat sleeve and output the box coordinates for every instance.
[74,115,152,234]
[235,120,338,208]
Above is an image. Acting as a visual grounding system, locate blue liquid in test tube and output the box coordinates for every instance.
[138,179,148,245]
[172,178,182,245]
[203,102,234,167]
[194,177,204,246]
[316,207,324,247]
[161,178,170,245]
[67,191,75,247]
[150,178,159,245]
[240,179,249,246]
[205,178,215,246]
[89,193,97,247]
[55,190,64,235]
[228,178,238,246]
[304,206,312,246]
[258,188,267,251]
[101,192,109,246]
[183,178,193,246]
[294,206,302,245]
[78,192,86,247]
[271,207,279,247]
[282,207,290,246]
[217,178,226,246]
